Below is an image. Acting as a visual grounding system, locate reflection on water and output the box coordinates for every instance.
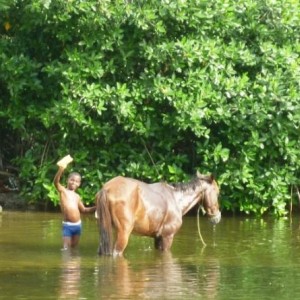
[2,212,300,299]
[199,257,220,299]
[59,251,81,299]
[92,251,220,299]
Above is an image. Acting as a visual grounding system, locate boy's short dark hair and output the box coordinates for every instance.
[68,172,81,180]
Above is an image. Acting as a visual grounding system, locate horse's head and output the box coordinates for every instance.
[197,172,221,225]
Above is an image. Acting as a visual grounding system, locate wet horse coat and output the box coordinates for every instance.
[96,173,221,256]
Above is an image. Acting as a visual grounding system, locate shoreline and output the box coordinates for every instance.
[0,192,58,212]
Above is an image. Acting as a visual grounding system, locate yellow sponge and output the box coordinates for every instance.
[57,155,73,168]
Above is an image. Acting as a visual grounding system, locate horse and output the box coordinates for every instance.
[95,171,221,256]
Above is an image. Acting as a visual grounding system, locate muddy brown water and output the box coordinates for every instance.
[1,210,300,299]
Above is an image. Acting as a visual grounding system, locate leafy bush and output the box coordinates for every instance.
[0,0,299,216]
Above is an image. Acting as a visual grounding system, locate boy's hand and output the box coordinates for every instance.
[57,155,73,169]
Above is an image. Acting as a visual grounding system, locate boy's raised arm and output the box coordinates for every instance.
[54,155,73,192]
[54,166,65,192]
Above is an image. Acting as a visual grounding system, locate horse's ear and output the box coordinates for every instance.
[210,174,215,182]
[196,170,201,177]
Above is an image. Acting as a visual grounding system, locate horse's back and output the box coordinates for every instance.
[103,176,138,200]
[103,177,176,206]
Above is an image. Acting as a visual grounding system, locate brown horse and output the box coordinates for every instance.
[95,172,221,256]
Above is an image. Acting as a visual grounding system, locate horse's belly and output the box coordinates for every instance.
[132,212,165,236]
[132,211,181,238]
[132,220,158,237]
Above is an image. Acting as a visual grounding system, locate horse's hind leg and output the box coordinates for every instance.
[113,229,132,256]
[112,205,133,256]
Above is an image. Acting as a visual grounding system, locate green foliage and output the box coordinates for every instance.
[0,0,299,216]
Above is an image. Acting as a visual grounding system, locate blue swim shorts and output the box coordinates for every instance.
[62,220,82,237]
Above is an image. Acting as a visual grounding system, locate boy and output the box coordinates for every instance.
[54,155,96,250]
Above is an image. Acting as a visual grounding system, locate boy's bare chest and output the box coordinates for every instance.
[62,189,79,205]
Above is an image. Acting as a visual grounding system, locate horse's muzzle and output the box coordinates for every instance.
[209,211,221,225]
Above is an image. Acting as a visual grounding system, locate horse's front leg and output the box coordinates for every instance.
[154,236,163,250]
[154,234,174,251]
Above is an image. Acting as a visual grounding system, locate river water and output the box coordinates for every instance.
[1,210,300,299]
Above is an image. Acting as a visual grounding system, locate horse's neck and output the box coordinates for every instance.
[174,189,202,216]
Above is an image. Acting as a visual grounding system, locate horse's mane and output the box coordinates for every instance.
[169,175,212,192]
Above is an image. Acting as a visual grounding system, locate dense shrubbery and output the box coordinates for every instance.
[0,0,299,215]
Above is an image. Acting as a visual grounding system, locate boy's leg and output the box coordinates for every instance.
[62,222,72,250]
[63,236,71,250]
[71,235,80,248]
[70,222,82,248]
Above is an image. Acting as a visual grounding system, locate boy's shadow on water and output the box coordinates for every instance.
[93,250,220,299]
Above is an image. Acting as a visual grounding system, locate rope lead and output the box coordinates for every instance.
[197,205,207,247]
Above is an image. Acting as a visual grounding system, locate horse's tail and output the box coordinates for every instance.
[95,189,113,255]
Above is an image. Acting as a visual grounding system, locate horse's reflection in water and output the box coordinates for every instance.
[58,251,81,299]
[198,256,220,299]
[93,251,220,299]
